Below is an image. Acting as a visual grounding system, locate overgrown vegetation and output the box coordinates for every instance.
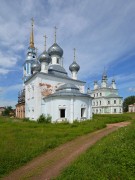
[37,114,52,123]
[56,120,135,180]
[2,106,14,116]
[123,95,135,112]
[0,114,133,177]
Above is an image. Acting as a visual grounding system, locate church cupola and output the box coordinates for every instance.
[23,18,37,82]
[39,34,51,73]
[31,60,41,74]
[69,48,80,80]
[101,69,108,88]
[111,79,116,89]
[87,87,91,95]
[48,27,63,66]
[94,81,99,90]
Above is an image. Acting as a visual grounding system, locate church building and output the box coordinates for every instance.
[89,72,123,114]
[20,20,93,123]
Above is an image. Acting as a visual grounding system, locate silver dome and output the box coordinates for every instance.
[26,54,33,61]
[69,61,80,72]
[39,50,51,64]
[31,60,41,73]
[48,43,63,57]
[56,83,79,91]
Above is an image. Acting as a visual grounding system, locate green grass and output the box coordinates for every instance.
[56,116,135,180]
[0,114,132,177]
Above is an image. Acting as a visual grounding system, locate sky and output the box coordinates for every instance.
[0,0,135,107]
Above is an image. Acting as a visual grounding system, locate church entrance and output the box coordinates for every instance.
[60,109,65,118]
[81,108,86,118]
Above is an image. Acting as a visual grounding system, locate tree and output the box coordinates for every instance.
[123,96,135,112]
[2,106,14,116]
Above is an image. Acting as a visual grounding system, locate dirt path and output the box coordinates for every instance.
[3,121,130,180]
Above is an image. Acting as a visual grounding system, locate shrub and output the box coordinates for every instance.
[37,114,51,123]
[23,117,30,122]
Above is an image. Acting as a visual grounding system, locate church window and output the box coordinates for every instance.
[108,101,110,105]
[114,109,116,113]
[60,109,65,118]
[114,100,116,104]
[100,93,102,96]
[100,101,101,105]
[96,101,98,106]
[57,58,59,64]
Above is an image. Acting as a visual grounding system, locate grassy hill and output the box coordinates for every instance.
[56,118,135,180]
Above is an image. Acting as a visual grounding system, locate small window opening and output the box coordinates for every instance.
[57,58,59,64]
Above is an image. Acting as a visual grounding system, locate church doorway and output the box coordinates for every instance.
[60,109,65,118]
[81,108,86,118]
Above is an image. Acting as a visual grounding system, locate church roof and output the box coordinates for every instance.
[48,64,68,77]
[56,83,79,91]
[106,93,122,98]
[46,83,90,98]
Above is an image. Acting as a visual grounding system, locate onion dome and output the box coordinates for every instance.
[48,43,63,57]
[26,53,33,61]
[31,60,41,73]
[69,48,80,72]
[69,61,80,72]
[39,50,51,64]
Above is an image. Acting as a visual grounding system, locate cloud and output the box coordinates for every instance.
[0,68,10,75]
[0,0,135,104]
[128,87,135,92]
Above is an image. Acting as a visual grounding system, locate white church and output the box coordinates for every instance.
[16,20,123,122]
[23,21,93,123]
[89,72,123,114]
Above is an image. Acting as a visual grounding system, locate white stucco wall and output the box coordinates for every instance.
[25,73,87,121]
[42,96,92,123]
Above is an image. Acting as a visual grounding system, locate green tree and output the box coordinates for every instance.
[123,96,135,112]
[2,106,14,116]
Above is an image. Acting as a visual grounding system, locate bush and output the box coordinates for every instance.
[37,114,51,123]
[23,117,30,122]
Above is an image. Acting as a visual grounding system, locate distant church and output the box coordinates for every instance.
[89,72,123,114]
[16,19,123,121]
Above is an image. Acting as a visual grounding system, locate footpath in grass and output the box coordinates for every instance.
[0,114,132,178]
[56,119,135,180]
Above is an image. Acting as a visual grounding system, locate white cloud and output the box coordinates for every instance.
[0,68,10,75]
[128,87,135,92]
[0,0,135,102]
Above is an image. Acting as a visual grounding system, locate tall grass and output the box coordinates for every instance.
[56,117,135,180]
[0,114,132,177]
